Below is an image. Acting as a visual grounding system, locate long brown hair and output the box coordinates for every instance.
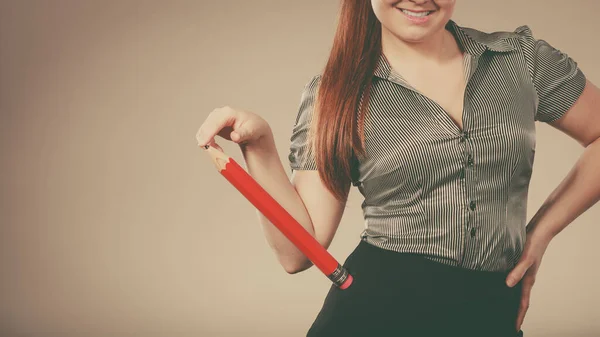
[310,0,381,202]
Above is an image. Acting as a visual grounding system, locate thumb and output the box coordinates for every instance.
[230,129,249,144]
[506,259,530,287]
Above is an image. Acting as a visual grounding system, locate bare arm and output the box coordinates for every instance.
[242,127,350,274]
[526,79,600,242]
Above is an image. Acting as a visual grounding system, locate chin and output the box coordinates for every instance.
[391,25,437,43]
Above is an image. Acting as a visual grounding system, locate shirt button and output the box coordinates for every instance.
[467,154,474,166]
[288,153,295,162]
[470,227,476,237]
[469,200,476,210]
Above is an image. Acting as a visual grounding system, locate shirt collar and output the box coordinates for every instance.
[374,19,517,80]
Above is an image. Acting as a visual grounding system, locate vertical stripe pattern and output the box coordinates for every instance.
[288,20,586,272]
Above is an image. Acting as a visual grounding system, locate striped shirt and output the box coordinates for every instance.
[288,19,586,272]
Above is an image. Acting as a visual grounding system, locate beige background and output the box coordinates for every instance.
[1,0,599,336]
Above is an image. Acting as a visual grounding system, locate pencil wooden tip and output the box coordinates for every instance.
[201,143,229,171]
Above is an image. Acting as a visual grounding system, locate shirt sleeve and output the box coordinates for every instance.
[514,25,587,123]
[288,74,321,172]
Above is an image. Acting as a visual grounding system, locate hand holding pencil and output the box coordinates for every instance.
[196,106,353,289]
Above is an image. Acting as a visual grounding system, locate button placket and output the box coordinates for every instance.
[459,131,470,182]
[458,127,477,268]
[467,154,474,166]
[463,138,476,212]
[456,51,482,269]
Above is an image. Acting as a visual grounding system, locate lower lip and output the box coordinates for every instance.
[397,9,433,24]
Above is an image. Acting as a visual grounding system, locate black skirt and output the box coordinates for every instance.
[306,239,525,337]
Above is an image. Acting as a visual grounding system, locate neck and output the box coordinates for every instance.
[381,26,458,68]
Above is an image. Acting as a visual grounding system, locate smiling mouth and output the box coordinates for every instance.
[397,8,435,17]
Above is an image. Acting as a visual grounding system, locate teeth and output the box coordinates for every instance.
[401,9,431,17]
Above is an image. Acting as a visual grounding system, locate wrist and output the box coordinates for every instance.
[527,225,555,246]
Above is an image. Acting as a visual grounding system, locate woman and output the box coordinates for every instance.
[196,1,600,336]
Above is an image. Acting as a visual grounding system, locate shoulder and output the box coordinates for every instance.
[457,22,539,51]
[511,25,540,47]
[460,22,535,39]
[295,74,322,113]
[462,25,525,40]
[512,25,534,37]
[298,74,323,100]
[303,74,322,90]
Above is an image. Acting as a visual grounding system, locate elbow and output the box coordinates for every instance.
[283,258,313,274]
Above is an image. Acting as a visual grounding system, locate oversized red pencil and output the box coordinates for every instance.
[202,144,353,289]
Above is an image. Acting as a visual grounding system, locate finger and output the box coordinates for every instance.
[230,127,256,145]
[515,307,523,332]
[208,139,223,152]
[516,279,533,330]
[506,259,532,287]
[516,297,529,330]
[230,130,245,144]
[196,106,237,146]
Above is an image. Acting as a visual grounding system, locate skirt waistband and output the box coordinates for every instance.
[349,239,516,289]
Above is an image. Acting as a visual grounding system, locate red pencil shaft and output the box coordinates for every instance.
[220,158,339,276]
